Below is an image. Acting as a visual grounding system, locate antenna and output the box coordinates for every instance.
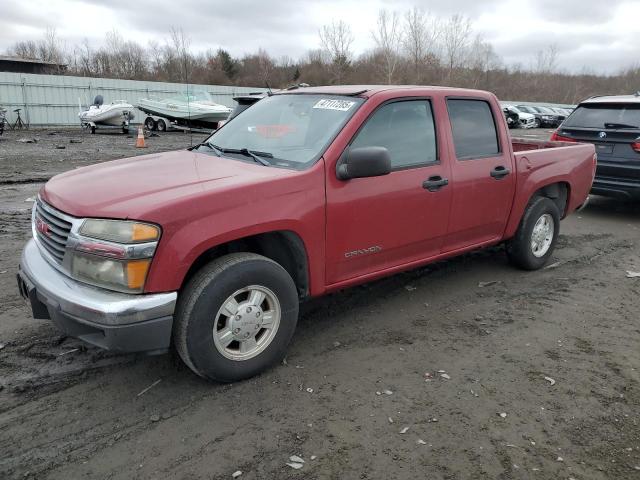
[182,49,193,147]
[265,81,273,96]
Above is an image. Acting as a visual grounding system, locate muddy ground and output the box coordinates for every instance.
[0,127,639,480]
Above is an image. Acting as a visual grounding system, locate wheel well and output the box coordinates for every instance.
[534,182,570,217]
[182,231,310,299]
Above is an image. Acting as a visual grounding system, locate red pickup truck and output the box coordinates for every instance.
[17,86,596,382]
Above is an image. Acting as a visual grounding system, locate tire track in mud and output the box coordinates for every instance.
[1,222,638,478]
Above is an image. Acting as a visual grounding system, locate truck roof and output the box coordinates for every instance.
[581,94,640,105]
[274,85,493,98]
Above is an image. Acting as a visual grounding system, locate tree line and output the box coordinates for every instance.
[7,9,640,105]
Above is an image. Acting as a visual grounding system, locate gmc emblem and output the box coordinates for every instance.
[35,217,51,236]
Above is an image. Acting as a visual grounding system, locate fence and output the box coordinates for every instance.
[0,72,266,126]
[0,71,577,127]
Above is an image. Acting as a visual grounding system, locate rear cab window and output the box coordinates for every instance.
[447,99,500,159]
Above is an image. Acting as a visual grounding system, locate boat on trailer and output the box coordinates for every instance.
[137,91,232,131]
[79,96,135,134]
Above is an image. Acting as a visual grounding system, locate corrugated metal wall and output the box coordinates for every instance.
[0,72,266,126]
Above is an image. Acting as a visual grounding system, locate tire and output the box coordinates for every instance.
[174,253,299,382]
[506,196,560,270]
[157,119,167,132]
[122,126,129,134]
[144,117,157,131]
[90,125,96,134]
[533,118,541,128]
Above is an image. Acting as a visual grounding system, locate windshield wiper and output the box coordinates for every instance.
[192,142,273,166]
[238,148,272,166]
[190,141,224,156]
[604,122,639,129]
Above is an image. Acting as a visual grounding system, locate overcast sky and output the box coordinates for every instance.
[2,0,639,74]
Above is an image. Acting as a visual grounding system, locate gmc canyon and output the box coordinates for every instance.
[17,86,596,382]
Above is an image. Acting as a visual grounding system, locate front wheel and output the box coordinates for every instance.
[144,117,157,131]
[506,196,560,270]
[174,253,299,382]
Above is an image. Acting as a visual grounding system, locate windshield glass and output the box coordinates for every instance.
[564,103,640,128]
[169,91,213,103]
[204,94,364,168]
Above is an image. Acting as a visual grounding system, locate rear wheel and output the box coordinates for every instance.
[156,119,167,132]
[174,253,299,382]
[506,196,560,270]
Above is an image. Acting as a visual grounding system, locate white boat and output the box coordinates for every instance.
[79,96,135,133]
[136,91,232,129]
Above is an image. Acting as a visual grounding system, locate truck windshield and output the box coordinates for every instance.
[564,103,640,129]
[203,94,364,169]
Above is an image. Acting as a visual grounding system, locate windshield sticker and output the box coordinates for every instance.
[248,124,295,138]
[313,99,356,111]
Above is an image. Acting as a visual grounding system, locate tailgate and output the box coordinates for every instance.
[558,102,640,182]
[557,127,640,181]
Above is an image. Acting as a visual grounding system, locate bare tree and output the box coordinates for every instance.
[533,44,559,74]
[10,40,39,59]
[319,20,354,83]
[442,14,473,81]
[467,35,502,88]
[39,27,66,65]
[169,26,192,83]
[7,18,640,105]
[255,49,271,83]
[9,26,66,69]
[403,7,440,82]
[372,9,402,84]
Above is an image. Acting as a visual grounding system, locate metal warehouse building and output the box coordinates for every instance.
[0,72,265,127]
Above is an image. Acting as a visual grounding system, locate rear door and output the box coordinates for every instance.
[443,98,516,251]
[325,97,452,285]
[556,103,640,182]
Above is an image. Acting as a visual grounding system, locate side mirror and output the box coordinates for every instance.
[336,146,392,180]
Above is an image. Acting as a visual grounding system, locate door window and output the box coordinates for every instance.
[447,99,500,160]
[350,100,437,169]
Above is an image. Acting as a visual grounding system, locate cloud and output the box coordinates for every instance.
[534,0,627,23]
[0,0,639,74]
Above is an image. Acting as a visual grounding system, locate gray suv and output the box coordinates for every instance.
[551,93,640,199]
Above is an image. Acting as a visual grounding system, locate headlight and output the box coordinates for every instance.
[80,219,159,243]
[70,219,161,293]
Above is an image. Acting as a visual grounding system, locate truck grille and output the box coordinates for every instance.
[34,199,72,263]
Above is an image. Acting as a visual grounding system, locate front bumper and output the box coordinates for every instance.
[17,239,177,353]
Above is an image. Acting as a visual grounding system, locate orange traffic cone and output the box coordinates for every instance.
[135,126,146,148]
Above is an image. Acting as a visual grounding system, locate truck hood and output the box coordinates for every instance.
[41,150,295,219]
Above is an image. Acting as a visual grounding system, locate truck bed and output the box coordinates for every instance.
[511,137,582,152]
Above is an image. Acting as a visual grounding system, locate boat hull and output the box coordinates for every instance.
[137,99,231,126]
[79,102,135,127]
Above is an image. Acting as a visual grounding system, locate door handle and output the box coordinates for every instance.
[490,165,511,179]
[422,176,449,192]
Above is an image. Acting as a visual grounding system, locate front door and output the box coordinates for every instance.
[325,98,453,285]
